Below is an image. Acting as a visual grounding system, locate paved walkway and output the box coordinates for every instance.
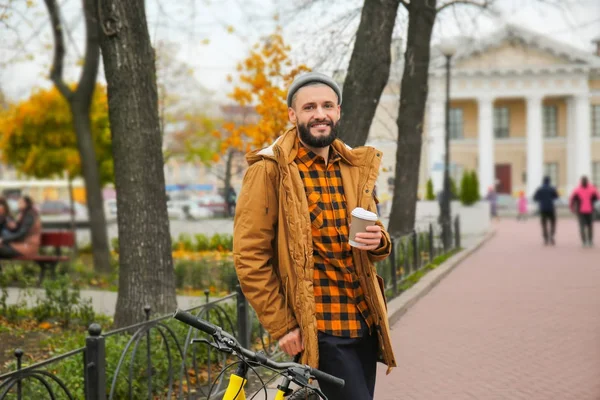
[4,287,222,316]
[376,218,600,400]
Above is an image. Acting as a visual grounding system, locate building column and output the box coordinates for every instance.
[526,95,543,197]
[428,98,445,194]
[573,94,591,184]
[566,97,577,194]
[477,96,494,196]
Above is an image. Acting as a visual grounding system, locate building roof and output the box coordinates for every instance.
[429,24,600,76]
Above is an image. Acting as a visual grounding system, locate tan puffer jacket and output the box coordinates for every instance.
[233,128,397,373]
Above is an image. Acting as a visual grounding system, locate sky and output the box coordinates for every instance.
[0,0,598,104]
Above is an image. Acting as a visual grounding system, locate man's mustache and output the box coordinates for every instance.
[308,119,333,127]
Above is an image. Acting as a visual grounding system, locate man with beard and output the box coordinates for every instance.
[233,72,396,400]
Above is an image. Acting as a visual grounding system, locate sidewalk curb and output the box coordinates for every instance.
[387,230,497,328]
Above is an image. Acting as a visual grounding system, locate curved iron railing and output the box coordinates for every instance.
[0,285,273,400]
[0,348,81,400]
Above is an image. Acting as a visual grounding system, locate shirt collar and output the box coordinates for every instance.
[295,138,341,168]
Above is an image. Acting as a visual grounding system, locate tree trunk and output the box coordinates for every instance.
[338,0,400,148]
[44,0,112,273]
[388,0,437,237]
[71,106,111,270]
[97,0,177,326]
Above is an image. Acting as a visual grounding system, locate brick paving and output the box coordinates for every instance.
[375,218,600,400]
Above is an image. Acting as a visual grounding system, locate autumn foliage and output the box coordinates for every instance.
[218,28,310,154]
[0,84,113,184]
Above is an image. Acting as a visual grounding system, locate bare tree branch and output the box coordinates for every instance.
[43,0,72,99]
[436,0,491,13]
[76,0,100,104]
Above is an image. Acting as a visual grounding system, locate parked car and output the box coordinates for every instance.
[197,194,227,217]
[184,202,213,220]
[39,200,88,220]
[105,199,117,218]
[167,201,186,220]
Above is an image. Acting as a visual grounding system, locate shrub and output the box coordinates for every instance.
[471,170,481,202]
[425,178,436,200]
[31,276,96,328]
[460,170,480,206]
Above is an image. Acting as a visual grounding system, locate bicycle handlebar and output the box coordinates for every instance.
[173,309,345,389]
[173,307,218,335]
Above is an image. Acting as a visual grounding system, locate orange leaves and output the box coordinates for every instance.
[221,28,310,154]
[39,322,53,330]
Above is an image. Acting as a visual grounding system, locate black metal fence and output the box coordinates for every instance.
[0,217,461,399]
[0,286,275,400]
[376,216,461,299]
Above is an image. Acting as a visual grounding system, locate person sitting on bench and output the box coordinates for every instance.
[0,196,41,259]
[0,197,14,236]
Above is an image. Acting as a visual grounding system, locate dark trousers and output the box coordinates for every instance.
[578,213,593,244]
[0,243,20,259]
[317,330,379,400]
[540,210,556,243]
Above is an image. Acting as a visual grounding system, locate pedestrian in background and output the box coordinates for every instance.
[569,176,599,247]
[486,186,498,220]
[517,191,528,222]
[533,176,559,246]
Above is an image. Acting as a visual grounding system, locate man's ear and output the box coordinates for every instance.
[288,107,297,124]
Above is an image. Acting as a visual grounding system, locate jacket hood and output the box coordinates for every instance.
[245,127,380,167]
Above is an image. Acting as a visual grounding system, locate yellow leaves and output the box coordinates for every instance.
[222,122,235,133]
[0,83,113,184]
[220,29,310,154]
[201,38,210,45]
[226,25,235,34]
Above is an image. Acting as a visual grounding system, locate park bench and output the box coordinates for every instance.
[13,231,75,284]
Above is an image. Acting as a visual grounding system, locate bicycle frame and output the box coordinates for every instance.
[173,309,340,400]
[221,360,289,400]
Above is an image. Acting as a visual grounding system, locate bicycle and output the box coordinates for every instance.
[173,309,344,400]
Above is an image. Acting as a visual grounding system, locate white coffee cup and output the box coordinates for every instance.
[349,207,378,247]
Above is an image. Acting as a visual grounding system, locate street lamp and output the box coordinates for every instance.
[439,40,456,251]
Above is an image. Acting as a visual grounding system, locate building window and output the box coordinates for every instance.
[449,108,463,139]
[592,105,600,137]
[494,107,510,138]
[544,162,559,187]
[593,162,600,189]
[543,105,558,137]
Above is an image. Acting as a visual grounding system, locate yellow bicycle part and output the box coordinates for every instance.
[223,374,247,400]
[222,373,289,400]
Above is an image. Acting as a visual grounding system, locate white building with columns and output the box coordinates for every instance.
[360,26,600,203]
[425,26,600,197]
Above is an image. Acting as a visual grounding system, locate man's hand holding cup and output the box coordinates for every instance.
[349,208,381,251]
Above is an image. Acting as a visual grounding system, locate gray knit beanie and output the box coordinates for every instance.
[286,72,342,108]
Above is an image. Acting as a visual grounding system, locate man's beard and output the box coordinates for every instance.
[297,118,339,148]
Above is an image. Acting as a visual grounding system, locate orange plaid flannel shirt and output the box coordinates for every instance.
[295,141,373,338]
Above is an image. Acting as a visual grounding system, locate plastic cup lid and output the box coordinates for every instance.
[351,207,378,221]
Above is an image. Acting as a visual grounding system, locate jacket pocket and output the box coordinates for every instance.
[307,190,323,228]
[376,274,387,310]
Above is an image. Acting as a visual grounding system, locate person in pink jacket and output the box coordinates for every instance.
[569,176,599,247]
[517,191,528,221]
